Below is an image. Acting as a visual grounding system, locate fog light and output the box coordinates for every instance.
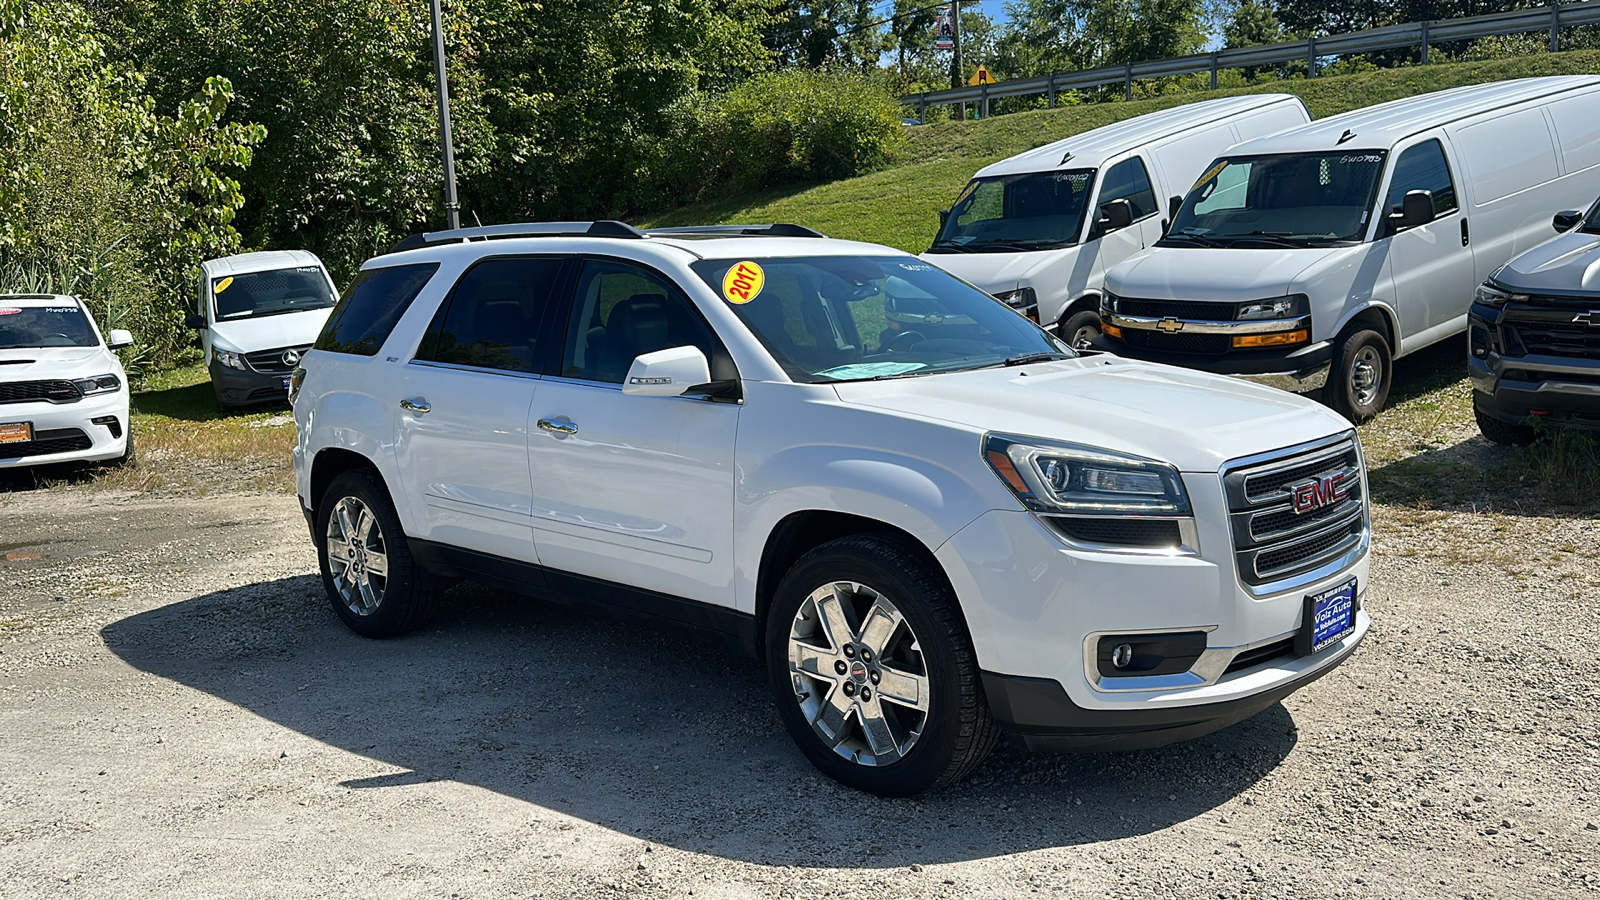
[1233,330,1308,348]
[1111,643,1133,668]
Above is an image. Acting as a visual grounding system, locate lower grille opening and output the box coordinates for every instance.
[1049,517,1182,548]
[0,427,93,460]
[1225,637,1296,674]
[1120,329,1231,356]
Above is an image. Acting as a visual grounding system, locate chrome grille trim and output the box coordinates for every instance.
[1222,432,1369,591]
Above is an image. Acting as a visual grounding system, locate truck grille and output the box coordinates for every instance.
[0,380,81,405]
[1508,321,1600,361]
[1120,330,1231,355]
[1115,298,1235,320]
[244,345,312,374]
[1223,435,1367,587]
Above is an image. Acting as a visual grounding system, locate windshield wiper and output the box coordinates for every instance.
[1000,351,1072,367]
[1159,232,1222,247]
[927,240,978,253]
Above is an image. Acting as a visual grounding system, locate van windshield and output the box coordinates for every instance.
[928,169,1095,253]
[1160,151,1388,248]
[211,266,337,321]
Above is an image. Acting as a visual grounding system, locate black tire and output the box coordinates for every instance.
[1474,401,1535,446]
[764,533,998,796]
[110,427,135,468]
[1324,328,1393,423]
[1057,308,1102,350]
[316,468,437,638]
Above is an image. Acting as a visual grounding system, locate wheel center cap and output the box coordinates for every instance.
[848,661,868,683]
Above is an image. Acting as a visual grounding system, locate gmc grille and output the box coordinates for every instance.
[1224,435,1367,587]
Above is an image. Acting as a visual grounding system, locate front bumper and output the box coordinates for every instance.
[1092,331,1333,393]
[1469,308,1600,430]
[211,359,292,408]
[936,470,1369,749]
[0,391,129,467]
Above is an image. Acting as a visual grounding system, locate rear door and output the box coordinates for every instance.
[395,255,568,564]
[1377,136,1476,348]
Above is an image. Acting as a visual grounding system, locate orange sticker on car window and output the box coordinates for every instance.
[1193,160,1228,191]
[722,261,765,304]
[214,276,235,293]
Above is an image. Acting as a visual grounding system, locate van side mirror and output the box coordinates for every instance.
[622,346,711,397]
[1168,195,1183,222]
[185,314,207,330]
[1553,209,1584,232]
[1389,189,1435,233]
[107,329,134,349]
[1099,198,1134,232]
[937,209,950,227]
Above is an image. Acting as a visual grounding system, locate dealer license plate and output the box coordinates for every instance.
[1298,577,1357,655]
[281,375,292,391]
[0,422,32,444]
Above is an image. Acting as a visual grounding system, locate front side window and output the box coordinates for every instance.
[1163,151,1389,247]
[1098,157,1158,220]
[689,256,1068,383]
[0,302,98,349]
[928,169,1095,252]
[1383,139,1458,229]
[212,266,336,321]
[416,257,565,374]
[1583,196,1600,235]
[560,260,724,385]
[315,263,439,356]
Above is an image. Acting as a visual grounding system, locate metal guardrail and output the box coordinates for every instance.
[904,1,1600,116]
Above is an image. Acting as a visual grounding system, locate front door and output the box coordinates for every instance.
[396,255,567,563]
[1090,155,1162,282]
[527,258,740,609]
[1380,137,1476,348]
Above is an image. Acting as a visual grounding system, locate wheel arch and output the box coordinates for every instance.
[309,447,385,519]
[1332,302,1397,350]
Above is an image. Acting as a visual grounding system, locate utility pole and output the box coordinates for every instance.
[949,0,964,121]
[429,0,461,230]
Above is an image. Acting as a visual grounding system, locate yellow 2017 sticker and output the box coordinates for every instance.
[722,261,765,304]
[214,276,235,294]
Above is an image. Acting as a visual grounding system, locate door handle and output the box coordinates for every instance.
[1461,218,1470,246]
[400,397,432,415]
[537,417,578,435]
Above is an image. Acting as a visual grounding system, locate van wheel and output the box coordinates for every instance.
[765,533,998,797]
[1058,309,1102,349]
[1325,329,1392,423]
[1473,402,1535,446]
[316,469,437,638]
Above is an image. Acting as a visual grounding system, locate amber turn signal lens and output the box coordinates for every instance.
[1233,330,1308,348]
[1102,323,1123,338]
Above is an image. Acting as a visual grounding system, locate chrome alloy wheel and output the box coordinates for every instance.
[1349,344,1384,409]
[787,582,931,766]
[325,496,390,617]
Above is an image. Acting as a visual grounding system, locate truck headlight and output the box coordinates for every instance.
[1236,294,1308,320]
[983,433,1191,516]
[1474,282,1527,308]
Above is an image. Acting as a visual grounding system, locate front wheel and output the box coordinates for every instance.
[1474,402,1535,446]
[316,468,436,638]
[765,533,997,796]
[1324,329,1392,423]
[1057,309,1102,350]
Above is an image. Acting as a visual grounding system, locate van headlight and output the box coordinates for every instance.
[992,287,1039,322]
[983,433,1191,516]
[1236,294,1308,320]
[214,348,246,370]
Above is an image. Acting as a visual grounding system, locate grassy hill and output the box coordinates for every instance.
[641,51,1600,253]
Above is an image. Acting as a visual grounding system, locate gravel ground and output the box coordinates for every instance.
[1,483,1597,899]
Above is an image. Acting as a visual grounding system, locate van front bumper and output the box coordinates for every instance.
[210,359,292,408]
[1092,332,1333,393]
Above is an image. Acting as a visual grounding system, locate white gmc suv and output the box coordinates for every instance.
[291,221,1371,796]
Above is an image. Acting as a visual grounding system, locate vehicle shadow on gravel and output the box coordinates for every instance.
[0,462,102,493]
[102,577,1299,866]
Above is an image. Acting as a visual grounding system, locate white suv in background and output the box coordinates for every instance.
[0,294,134,469]
[292,221,1371,795]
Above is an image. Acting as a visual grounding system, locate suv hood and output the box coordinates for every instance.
[921,248,1076,293]
[1496,231,1600,294]
[833,355,1348,473]
[1110,246,1355,301]
[0,346,114,379]
[210,309,332,352]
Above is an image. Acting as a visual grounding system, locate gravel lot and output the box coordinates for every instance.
[1,469,1597,898]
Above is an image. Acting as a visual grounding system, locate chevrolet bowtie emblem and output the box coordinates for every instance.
[1573,310,1600,328]
[1156,318,1185,333]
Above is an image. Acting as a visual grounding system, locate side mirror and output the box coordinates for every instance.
[107,329,134,349]
[1553,209,1584,232]
[937,208,950,227]
[1168,195,1183,222]
[1098,198,1134,232]
[1389,189,1435,233]
[622,345,711,397]
[185,314,207,329]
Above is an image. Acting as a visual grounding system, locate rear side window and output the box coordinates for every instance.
[314,263,439,356]
[1099,157,1158,219]
[1384,139,1458,220]
[416,257,566,373]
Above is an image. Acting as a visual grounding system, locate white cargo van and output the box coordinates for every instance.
[922,94,1310,346]
[1099,76,1600,420]
[188,250,339,410]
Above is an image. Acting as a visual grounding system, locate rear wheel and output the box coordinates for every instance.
[1057,309,1102,350]
[1473,402,1535,445]
[765,533,997,796]
[316,469,436,637]
[1324,328,1392,423]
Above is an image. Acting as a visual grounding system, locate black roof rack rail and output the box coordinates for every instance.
[644,223,829,239]
[389,220,645,253]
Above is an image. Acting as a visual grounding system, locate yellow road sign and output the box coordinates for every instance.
[968,65,994,86]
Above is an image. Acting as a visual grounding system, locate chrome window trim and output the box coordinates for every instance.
[406,359,544,381]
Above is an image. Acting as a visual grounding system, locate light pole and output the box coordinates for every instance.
[429,0,461,230]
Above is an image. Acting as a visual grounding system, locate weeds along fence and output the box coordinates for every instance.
[905,1,1600,117]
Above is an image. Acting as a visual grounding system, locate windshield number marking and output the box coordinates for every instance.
[722,261,765,305]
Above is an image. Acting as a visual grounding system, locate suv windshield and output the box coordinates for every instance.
[690,256,1070,383]
[0,302,98,349]
[1162,151,1388,247]
[212,266,336,321]
[1583,197,1600,235]
[928,170,1095,252]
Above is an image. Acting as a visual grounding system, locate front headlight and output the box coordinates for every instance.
[1474,282,1527,308]
[992,287,1039,322]
[214,348,246,370]
[73,374,121,395]
[983,433,1191,516]
[288,366,307,404]
[1236,294,1308,320]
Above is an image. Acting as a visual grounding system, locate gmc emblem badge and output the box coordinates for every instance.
[1291,473,1348,514]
